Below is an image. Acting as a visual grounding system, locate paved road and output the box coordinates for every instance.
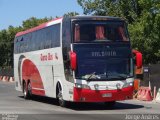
[0,81,160,120]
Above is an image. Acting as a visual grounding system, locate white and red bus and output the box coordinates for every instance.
[14,16,142,107]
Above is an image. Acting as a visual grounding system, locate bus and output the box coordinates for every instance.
[14,16,142,107]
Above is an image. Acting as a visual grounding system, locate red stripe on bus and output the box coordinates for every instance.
[73,86,133,102]
[22,59,45,96]
[16,17,62,37]
[32,89,45,96]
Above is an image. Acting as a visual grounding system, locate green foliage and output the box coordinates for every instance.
[22,17,52,30]
[77,0,140,23]
[77,0,160,64]
[0,27,23,67]
[129,0,160,64]
[63,12,79,17]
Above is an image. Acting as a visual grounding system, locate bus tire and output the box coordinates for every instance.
[23,81,32,99]
[27,82,32,98]
[57,83,67,107]
[104,101,116,108]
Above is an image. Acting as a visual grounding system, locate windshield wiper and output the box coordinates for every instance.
[86,72,96,81]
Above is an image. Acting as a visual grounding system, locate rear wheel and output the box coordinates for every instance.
[104,101,116,108]
[23,82,27,99]
[28,82,32,97]
[23,82,32,99]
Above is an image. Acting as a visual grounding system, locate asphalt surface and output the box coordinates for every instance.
[0,81,160,120]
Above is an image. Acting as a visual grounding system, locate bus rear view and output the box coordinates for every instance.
[64,16,134,106]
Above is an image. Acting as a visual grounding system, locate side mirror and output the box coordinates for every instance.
[136,52,142,68]
[69,51,77,70]
[132,50,142,69]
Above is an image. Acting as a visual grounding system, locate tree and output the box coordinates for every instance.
[77,0,160,64]
[63,12,79,17]
[129,0,160,63]
[0,17,53,68]
[0,30,8,66]
[22,17,52,30]
[77,0,142,23]
[0,26,23,67]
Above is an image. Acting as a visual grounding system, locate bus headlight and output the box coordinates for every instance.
[75,83,90,89]
[123,82,133,88]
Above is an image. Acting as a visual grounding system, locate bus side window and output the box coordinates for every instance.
[74,24,80,42]
[46,27,52,49]
[118,26,128,41]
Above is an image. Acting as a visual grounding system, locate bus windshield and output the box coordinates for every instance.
[75,58,133,81]
[73,21,129,43]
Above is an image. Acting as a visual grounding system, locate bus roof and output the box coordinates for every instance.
[15,16,125,37]
[15,17,63,37]
[70,15,124,21]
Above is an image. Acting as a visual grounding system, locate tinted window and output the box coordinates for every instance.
[14,23,61,54]
[73,21,129,43]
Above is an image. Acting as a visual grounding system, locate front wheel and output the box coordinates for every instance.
[23,82,32,99]
[57,84,67,107]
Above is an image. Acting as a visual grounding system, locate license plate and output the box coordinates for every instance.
[102,93,112,97]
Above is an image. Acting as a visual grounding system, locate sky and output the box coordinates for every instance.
[0,0,83,30]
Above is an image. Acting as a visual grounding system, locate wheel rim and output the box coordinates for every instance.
[28,83,32,95]
[24,90,27,96]
[57,84,64,106]
[58,90,63,105]
[23,83,27,97]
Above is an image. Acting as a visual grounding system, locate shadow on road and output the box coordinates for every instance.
[18,95,144,111]
[19,95,59,105]
[69,102,144,111]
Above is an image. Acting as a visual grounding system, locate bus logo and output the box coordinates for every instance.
[91,51,117,57]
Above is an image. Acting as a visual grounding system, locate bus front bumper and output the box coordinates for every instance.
[73,86,133,102]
